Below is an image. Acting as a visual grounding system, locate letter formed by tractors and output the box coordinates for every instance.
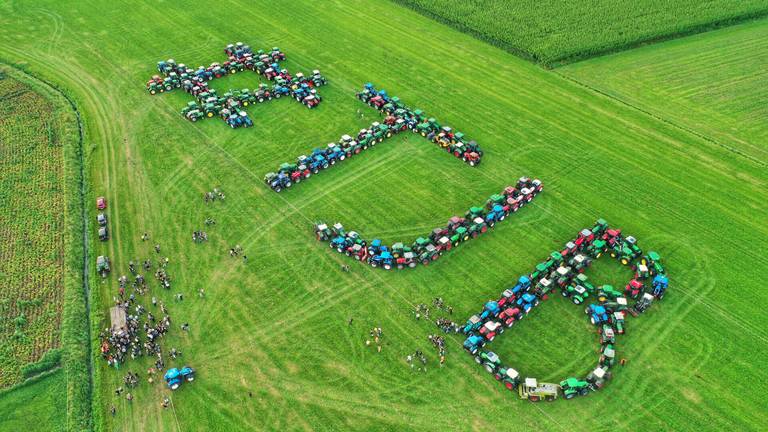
[146,42,328,128]
[461,218,669,401]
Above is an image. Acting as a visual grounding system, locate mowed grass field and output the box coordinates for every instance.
[561,19,768,164]
[394,0,768,65]
[0,1,767,431]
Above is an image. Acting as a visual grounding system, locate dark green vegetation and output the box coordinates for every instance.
[392,0,768,65]
[0,0,766,430]
[0,66,88,431]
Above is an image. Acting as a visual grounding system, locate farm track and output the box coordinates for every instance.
[0,1,766,431]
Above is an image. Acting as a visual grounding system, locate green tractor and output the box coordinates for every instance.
[416,118,440,136]
[611,236,642,265]
[519,378,559,402]
[562,282,589,305]
[184,109,204,122]
[419,244,439,265]
[497,366,520,390]
[592,218,609,236]
[560,377,590,399]
[597,285,623,302]
[554,265,574,288]
[391,242,411,258]
[640,251,665,276]
[411,237,432,254]
[181,101,200,116]
[468,217,488,238]
[587,239,607,259]
[568,254,591,273]
[450,226,469,247]
[485,194,505,209]
[203,102,220,118]
[96,255,111,278]
[474,351,501,374]
[534,277,553,297]
[466,206,485,219]
[600,344,616,368]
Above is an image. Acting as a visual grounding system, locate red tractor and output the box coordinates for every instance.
[96,196,107,210]
[625,279,644,299]
[574,228,595,250]
[463,151,481,166]
[369,95,386,109]
[499,307,523,327]
[479,321,503,341]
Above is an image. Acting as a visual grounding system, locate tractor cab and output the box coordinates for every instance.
[463,315,482,334]
[600,345,616,366]
[96,255,111,278]
[476,351,500,373]
[586,367,610,390]
[500,367,520,389]
[97,213,107,226]
[560,377,589,399]
[463,335,484,354]
[314,223,331,241]
[480,300,500,320]
[479,321,503,341]
[519,378,559,401]
[98,226,109,241]
[180,366,196,382]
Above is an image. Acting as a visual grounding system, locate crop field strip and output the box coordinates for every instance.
[0,1,766,431]
[0,73,65,387]
[391,0,768,66]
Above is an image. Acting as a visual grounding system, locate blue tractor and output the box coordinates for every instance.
[370,249,394,270]
[585,304,609,326]
[463,334,484,355]
[480,300,501,320]
[651,274,668,299]
[180,366,196,382]
[484,204,507,227]
[462,315,482,334]
[331,235,349,253]
[164,368,183,390]
[307,152,328,174]
[325,144,344,165]
[516,293,539,314]
[368,239,384,256]
[514,275,531,293]
[264,172,292,193]
[238,111,253,127]
[292,83,311,102]
[272,84,291,98]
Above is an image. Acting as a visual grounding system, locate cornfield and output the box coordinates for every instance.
[0,75,65,387]
[392,0,768,65]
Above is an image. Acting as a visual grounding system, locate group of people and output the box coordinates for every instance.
[229,244,247,261]
[203,187,225,203]
[405,350,429,372]
[427,334,447,366]
[366,327,384,352]
[192,230,208,243]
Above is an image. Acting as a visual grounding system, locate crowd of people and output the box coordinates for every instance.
[203,187,226,203]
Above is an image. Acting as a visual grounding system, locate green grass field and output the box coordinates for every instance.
[0,369,67,431]
[561,19,768,163]
[393,0,768,65]
[0,0,766,431]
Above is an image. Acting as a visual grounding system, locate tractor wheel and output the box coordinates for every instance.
[489,221,495,228]
[339,155,346,161]
[561,290,569,297]
[384,264,392,270]
[312,168,319,174]
[295,178,301,184]
[207,112,213,118]
[409,262,416,268]
[573,298,582,305]
[590,317,596,325]
[534,300,540,307]
[546,396,555,402]
[330,159,336,166]
[258,97,265,103]
[474,356,482,364]
[529,396,539,402]
[455,151,462,158]
[190,116,198,122]
[322,163,329,169]
[469,161,476,167]
[275,93,281,98]
[481,226,488,233]
[230,69,236,74]
[610,251,617,258]
[422,259,430,266]
[621,258,629,266]
[504,381,514,390]
[274,186,282,193]
[150,89,157,95]
[243,101,249,106]
[370,262,378,268]
[565,393,575,400]
[397,264,404,270]
[431,254,439,261]
[471,232,478,239]
[484,364,494,373]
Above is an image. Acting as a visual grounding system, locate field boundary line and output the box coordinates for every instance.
[554,71,767,168]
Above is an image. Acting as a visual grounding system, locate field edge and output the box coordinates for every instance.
[0,63,93,432]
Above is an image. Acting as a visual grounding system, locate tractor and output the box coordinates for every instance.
[98,226,109,241]
[554,266,574,288]
[634,263,650,280]
[499,306,523,327]
[185,109,204,122]
[416,118,440,136]
[396,252,417,269]
[652,274,668,299]
[254,84,272,102]
[303,94,320,108]
[574,228,595,251]
[467,206,486,219]
[264,172,292,193]
[560,378,590,399]
[324,143,344,164]
[479,320,503,341]
[462,315,482,334]
[480,301,501,320]
[569,254,591,273]
[599,325,615,345]
[586,367,611,391]
[369,250,394,270]
[391,242,410,258]
[418,244,439,265]
[463,150,481,166]
[600,345,616,368]
[411,237,432,254]
[640,251,665,276]
[632,293,655,315]
[314,223,332,241]
[474,351,501,373]
[484,205,507,227]
[585,304,609,326]
[468,217,488,238]
[533,277,553,297]
[625,279,644,299]
[498,367,520,390]
[346,243,368,261]
[612,235,642,265]
[450,226,469,247]
[164,368,183,390]
[96,196,107,210]
[463,334,484,355]
[97,213,107,226]
[517,293,539,314]
[96,255,110,278]
[612,312,626,334]
[519,378,559,402]
[597,285,623,302]
[562,283,589,305]
[180,366,196,383]
[311,70,327,86]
